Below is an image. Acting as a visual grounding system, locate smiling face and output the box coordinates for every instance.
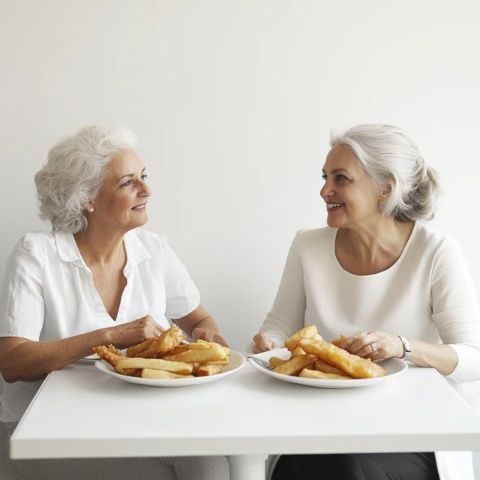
[320,144,383,229]
[89,149,151,234]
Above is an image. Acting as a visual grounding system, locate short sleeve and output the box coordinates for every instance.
[161,238,200,320]
[0,235,45,340]
[431,237,480,382]
[260,232,306,345]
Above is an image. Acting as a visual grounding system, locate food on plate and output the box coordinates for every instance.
[272,354,316,376]
[266,325,386,380]
[284,325,320,351]
[300,338,386,379]
[93,326,231,380]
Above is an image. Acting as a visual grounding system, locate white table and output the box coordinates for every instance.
[10,361,480,480]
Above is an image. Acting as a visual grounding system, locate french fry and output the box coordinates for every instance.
[115,357,193,375]
[314,358,349,376]
[141,368,193,379]
[272,354,316,376]
[133,326,184,358]
[299,368,351,380]
[291,347,306,357]
[285,325,320,351]
[126,337,156,357]
[196,364,225,376]
[300,338,386,379]
[163,344,227,363]
[269,357,287,368]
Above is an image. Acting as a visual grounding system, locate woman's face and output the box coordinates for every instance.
[90,149,151,233]
[320,144,382,229]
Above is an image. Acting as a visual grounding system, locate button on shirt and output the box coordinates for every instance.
[0,229,200,422]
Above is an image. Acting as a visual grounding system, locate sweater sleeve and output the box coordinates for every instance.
[430,237,480,382]
[259,232,306,346]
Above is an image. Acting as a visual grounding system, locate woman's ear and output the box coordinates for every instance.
[381,181,393,198]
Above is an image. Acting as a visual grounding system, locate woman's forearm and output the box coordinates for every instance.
[410,340,458,375]
[0,328,111,383]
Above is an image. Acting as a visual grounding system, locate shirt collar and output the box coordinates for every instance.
[54,229,151,272]
[123,229,151,274]
[54,231,83,263]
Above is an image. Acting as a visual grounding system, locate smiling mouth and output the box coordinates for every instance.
[326,203,345,212]
[131,203,147,211]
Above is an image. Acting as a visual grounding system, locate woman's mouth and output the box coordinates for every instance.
[326,203,345,212]
[131,203,147,211]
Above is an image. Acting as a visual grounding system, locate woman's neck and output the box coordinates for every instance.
[338,218,414,267]
[73,226,126,268]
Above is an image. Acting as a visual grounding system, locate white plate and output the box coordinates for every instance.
[77,354,99,364]
[248,348,407,389]
[95,350,246,387]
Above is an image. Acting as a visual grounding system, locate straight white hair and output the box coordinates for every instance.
[35,125,137,233]
[330,124,438,222]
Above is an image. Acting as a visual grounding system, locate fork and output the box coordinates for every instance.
[246,355,272,370]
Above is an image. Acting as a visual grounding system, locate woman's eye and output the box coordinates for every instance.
[321,174,327,181]
[141,174,148,181]
[335,174,349,184]
[120,179,133,188]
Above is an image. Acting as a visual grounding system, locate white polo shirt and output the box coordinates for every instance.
[0,229,200,422]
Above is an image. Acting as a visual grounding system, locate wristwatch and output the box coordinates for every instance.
[398,335,412,361]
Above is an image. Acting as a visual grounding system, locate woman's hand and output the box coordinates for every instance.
[106,315,164,348]
[252,332,280,353]
[335,331,404,361]
[191,327,228,347]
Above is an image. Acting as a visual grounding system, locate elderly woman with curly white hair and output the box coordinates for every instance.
[253,125,480,480]
[0,125,229,480]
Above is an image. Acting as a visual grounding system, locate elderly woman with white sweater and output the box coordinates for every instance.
[254,124,480,480]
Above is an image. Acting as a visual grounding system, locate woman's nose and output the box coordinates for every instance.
[320,182,332,198]
[139,180,151,197]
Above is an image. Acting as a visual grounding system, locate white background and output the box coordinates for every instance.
[1,0,479,352]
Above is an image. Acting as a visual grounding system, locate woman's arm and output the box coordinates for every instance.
[0,315,164,383]
[174,305,228,346]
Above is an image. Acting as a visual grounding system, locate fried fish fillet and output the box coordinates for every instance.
[299,338,386,379]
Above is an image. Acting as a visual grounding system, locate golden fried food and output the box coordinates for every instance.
[141,368,192,379]
[93,345,123,367]
[115,357,193,375]
[93,326,231,380]
[300,338,386,379]
[269,357,287,368]
[195,364,225,376]
[285,325,320,351]
[135,326,185,358]
[299,368,351,380]
[126,337,156,357]
[291,347,307,357]
[314,358,349,376]
[163,344,227,363]
[272,354,316,376]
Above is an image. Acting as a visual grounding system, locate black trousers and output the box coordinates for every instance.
[271,453,440,480]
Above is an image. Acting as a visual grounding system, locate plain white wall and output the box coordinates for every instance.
[1,0,479,353]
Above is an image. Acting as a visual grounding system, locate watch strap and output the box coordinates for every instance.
[398,335,412,361]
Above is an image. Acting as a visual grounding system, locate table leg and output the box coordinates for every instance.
[228,454,267,480]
